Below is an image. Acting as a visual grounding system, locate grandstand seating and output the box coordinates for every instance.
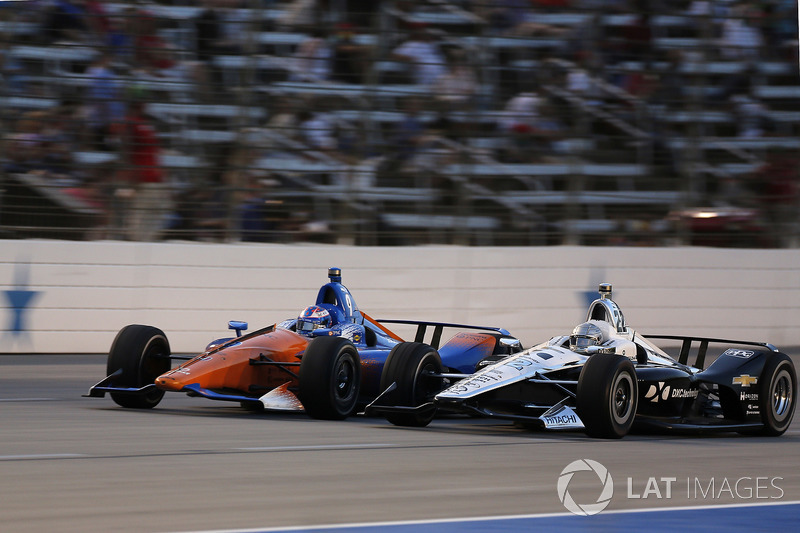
[1,0,797,246]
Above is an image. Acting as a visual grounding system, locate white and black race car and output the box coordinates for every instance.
[366,284,796,438]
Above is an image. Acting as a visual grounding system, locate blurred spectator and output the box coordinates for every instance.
[85,53,124,150]
[390,97,426,166]
[132,10,176,74]
[566,54,597,97]
[195,1,224,63]
[297,104,340,160]
[3,111,46,175]
[475,0,530,36]
[290,29,332,82]
[530,102,567,162]
[391,23,447,88]
[0,40,26,93]
[498,91,541,133]
[106,8,136,63]
[265,96,301,139]
[730,94,768,138]
[116,95,171,241]
[279,0,341,32]
[83,1,110,42]
[616,11,655,65]
[130,9,208,101]
[2,109,77,184]
[764,0,797,57]
[42,0,91,43]
[331,22,369,84]
[720,2,764,61]
[432,48,479,111]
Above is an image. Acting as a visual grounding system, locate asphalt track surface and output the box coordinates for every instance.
[1,353,799,533]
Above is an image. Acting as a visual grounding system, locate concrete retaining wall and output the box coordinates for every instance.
[1,240,798,354]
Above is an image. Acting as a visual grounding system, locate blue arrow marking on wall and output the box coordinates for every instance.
[3,262,40,337]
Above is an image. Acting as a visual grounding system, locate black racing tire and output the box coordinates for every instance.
[756,353,796,436]
[577,354,638,439]
[298,336,361,420]
[379,342,444,427]
[107,325,171,409]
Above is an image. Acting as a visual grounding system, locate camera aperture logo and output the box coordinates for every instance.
[557,459,613,516]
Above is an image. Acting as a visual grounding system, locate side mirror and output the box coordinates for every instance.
[499,337,523,353]
[228,321,248,337]
[586,345,615,355]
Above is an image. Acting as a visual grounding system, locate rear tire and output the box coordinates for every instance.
[298,336,361,420]
[577,354,638,439]
[379,342,444,427]
[107,325,171,409]
[757,353,796,436]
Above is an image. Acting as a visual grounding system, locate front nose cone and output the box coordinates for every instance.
[155,371,190,392]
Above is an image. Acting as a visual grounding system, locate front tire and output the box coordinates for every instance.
[577,354,638,439]
[298,336,361,420]
[107,325,171,409]
[757,353,796,436]
[379,342,444,427]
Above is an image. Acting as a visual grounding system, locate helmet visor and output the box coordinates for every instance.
[297,320,317,332]
[571,335,598,350]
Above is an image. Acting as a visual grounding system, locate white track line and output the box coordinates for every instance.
[0,454,86,460]
[233,443,397,452]
[165,499,800,533]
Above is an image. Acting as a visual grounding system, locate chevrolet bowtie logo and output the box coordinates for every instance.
[733,375,758,387]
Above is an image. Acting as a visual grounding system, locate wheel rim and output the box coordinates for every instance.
[334,355,355,402]
[611,373,634,425]
[414,360,441,404]
[771,368,793,423]
[139,339,169,402]
[140,340,168,382]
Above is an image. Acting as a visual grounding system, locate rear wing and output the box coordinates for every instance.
[376,319,512,350]
[645,334,778,370]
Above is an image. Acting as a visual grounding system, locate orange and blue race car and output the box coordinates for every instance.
[85,267,522,420]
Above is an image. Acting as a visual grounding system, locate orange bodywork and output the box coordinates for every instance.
[155,326,309,395]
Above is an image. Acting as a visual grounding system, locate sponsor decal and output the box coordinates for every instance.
[544,414,578,426]
[733,375,758,388]
[540,405,584,429]
[671,388,698,399]
[644,382,671,402]
[440,347,580,398]
[443,368,506,395]
[724,349,755,359]
[645,382,697,402]
[557,459,613,516]
[741,392,759,401]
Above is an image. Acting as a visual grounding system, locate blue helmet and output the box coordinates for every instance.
[297,305,332,334]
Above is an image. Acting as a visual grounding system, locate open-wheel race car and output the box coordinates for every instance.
[366,283,796,438]
[85,268,521,420]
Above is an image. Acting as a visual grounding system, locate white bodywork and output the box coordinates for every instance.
[436,285,690,430]
[437,343,584,400]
